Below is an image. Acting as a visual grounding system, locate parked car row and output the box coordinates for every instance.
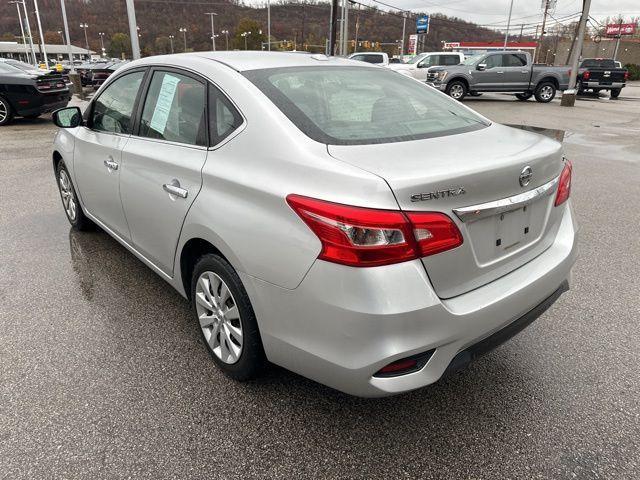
[348,51,628,102]
[76,60,128,89]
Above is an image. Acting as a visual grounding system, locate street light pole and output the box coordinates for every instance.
[205,12,217,51]
[98,32,105,57]
[179,28,187,51]
[503,0,514,50]
[33,0,49,68]
[169,34,174,54]
[80,23,89,53]
[221,30,229,50]
[10,1,30,63]
[267,0,271,51]
[19,1,37,65]
[241,31,251,50]
[400,12,406,56]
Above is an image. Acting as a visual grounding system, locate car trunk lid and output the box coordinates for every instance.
[327,123,566,298]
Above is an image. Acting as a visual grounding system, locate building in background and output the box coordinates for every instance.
[0,42,93,63]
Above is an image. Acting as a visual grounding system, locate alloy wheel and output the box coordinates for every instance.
[0,99,7,124]
[58,169,77,221]
[540,85,554,101]
[450,84,464,99]
[195,271,243,364]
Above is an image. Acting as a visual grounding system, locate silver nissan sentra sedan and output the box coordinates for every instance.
[51,51,577,397]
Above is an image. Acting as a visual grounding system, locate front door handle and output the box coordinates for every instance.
[103,159,119,171]
[496,71,505,74]
[163,179,188,199]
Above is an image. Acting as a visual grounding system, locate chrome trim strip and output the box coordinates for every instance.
[453,175,559,223]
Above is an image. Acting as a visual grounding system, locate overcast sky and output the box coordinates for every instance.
[367,0,639,27]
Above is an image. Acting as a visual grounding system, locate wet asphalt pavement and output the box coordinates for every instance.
[1,86,640,479]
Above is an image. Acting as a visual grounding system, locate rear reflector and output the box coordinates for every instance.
[554,160,572,206]
[286,194,462,267]
[374,350,435,377]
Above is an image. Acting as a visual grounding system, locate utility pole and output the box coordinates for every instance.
[561,0,591,107]
[400,13,407,56]
[353,3,360,53]
[519,23,524,41]
[205,12,217,51]
[537,0,551,63]
[125,0,141,59]
[33,0,49,69]
[329,0,339,56]
[613,15,623,60]
[503,0,514,49]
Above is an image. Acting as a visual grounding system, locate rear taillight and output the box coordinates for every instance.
[554,160,572,207]
[286,194,462,267]
[582,70,590,80]
[624,71,629,81]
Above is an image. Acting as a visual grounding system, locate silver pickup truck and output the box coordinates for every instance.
[427,51,570,103]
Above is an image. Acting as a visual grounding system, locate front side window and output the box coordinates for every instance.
[91,70,144,134]
[139,70,206,146]
[484,55,502,69]
[418,56,435,68]
[244,66,488,145]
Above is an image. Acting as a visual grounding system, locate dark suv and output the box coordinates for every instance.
[0,61,71,126]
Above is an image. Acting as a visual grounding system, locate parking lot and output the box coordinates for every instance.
[1,85,639,479]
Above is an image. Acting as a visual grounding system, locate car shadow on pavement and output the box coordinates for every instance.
[67,226,541,434]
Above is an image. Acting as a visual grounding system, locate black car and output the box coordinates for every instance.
[0,62,71,126]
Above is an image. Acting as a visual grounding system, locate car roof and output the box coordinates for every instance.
[134,51,376,72]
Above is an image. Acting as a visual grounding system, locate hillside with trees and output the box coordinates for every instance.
[0,0,505,58]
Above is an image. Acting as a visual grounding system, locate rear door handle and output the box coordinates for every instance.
[163,179,188,199]
[496,71,505,74]
[103,159,119,171]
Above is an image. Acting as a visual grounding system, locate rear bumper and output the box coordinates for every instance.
[15,91,71,117]
[246,202,578,397]
[583,81,625,89]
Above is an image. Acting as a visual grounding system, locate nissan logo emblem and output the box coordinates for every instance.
[519,166,533,187]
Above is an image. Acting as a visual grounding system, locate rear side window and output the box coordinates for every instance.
[581,59,616,68]
[442,55,460,66]
[139,70,207,146]
[351,54,383,64]
[91,71,144,134]
[209,84,243,146]
[504,54,526,67]
[244,66,488,145]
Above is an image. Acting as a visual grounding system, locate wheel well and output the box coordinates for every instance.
[447,77,469,90]
[180,238,226,300]
[538,77,559,89]
[52,151,62,171]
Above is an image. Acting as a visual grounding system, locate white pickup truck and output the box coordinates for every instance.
[387,52,465,81]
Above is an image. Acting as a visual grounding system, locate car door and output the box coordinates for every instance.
[471,53,503,90]
[414,55,436,80]
[119,68,242,276]
[73,69,146,239]
[502,53,529,90]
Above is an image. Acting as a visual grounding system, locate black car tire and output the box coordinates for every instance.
[445,80,468,101]
[191,253,267,381]
[534,82,556,103]
[515,92,533,101]
[610,88,621,98]
[55,160,94,231]
[0,95,14,126]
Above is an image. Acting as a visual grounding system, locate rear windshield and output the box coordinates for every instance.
[580,59,616,68]
[244,66,489,145]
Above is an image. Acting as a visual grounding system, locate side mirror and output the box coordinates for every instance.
[53,106,83,128]
[476,64,487,71]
